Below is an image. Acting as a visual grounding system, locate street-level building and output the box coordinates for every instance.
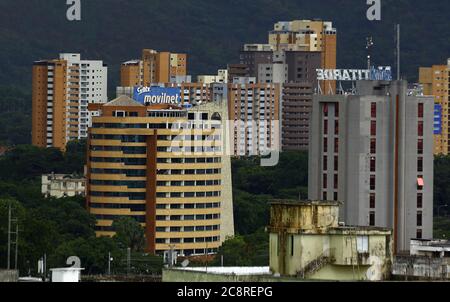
[32,53,108,150]
[86,95,234,256]
[308,80,434,253]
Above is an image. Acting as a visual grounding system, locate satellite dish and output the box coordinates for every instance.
[181,259,190,268]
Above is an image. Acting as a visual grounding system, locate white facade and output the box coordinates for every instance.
[42,174,86,198]
[59,53,108,140]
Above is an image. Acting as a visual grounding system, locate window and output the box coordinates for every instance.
[323,156,328,171]
[370,139,376,154]
[335,120,339,135]
[417,193,423,208]
[416,229,423,239]
[323,137,328,152]
[418,121,424,137]
[417,177,424,190]
[324,119,328,135]
[334,174,338,189]
[322,192,327,201]
[357,236,369,253]
[418,103,424,118]
[323,174,327,189]
[334,138,339,153]
[369,212,376,226]
[370,193,376,209]
[334,156,338,171]
[417,211,423,227]
[370,175,376,190]
[418,139,423,155]
[335,103,339,118]
[323,104,328,117]
[371,121,377,136]
[333,192,338,201]
[371,103,377,118]
[370,157,376,172]
[418,157,423,172]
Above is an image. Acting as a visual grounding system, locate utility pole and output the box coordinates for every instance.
[6,203,19,271]
[108,252,111,275]
[126,248,131,275]
[7,204,11,270]
[14,222,18,269]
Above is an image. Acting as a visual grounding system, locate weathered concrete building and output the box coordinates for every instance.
[392,239,450,280]
[268,201,393,281]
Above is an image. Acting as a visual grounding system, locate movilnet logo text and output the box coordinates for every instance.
[66,0,81,21]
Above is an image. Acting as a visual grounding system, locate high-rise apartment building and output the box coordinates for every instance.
[419,59,450,155]
[281,82,314,151]
[32,53,108,150]
[120,49,187,87]
[308,80,434,253]
[228,77,280,156]
[86,95,234,256]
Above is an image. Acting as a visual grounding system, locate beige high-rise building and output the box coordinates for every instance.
[87,95,234,256]
[241,20,337,93]
[121,49,187,87]
[419,59,450,155]
[32,53,108,150]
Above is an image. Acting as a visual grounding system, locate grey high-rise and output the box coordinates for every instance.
[308,80,434,253]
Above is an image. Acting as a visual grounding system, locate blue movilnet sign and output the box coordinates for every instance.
[434,104,442,135]
[133,86,181,106]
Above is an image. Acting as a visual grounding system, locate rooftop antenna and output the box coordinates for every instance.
[366,36,374,70]
[395,24,401,80]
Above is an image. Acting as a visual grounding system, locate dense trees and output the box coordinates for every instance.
[0,142,449,271]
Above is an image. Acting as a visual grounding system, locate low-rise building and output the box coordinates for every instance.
[268,200,393,281]
[41,173,86,198]
[392,239,450,280]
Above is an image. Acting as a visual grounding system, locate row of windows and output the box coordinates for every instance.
[157,146,222,153]
[156,225,220,232]
[90,157,147,165]
[95,215,145,223]
[90,146,147,154]
[157,157,221,164]
[91,134,148,142]
[90,180,147,188]
[156,202,221,209]
[155,236,220,244]
[159,135,221,141]
[157,169,221,175]
[156,191,221,198]
[156,214,220,221]
[157,180,221,187]
[90,203,146,211]
[90,191,146,200]
[91,168,147,177]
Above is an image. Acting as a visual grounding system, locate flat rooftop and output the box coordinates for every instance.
[171,267,271,276]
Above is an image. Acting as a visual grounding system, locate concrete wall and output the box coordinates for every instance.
[162,269,304,283]
[0,270,19,282]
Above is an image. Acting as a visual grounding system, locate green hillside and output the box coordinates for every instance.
[0,0,448,89]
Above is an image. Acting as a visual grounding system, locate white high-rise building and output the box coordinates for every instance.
[59,53,108,140]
